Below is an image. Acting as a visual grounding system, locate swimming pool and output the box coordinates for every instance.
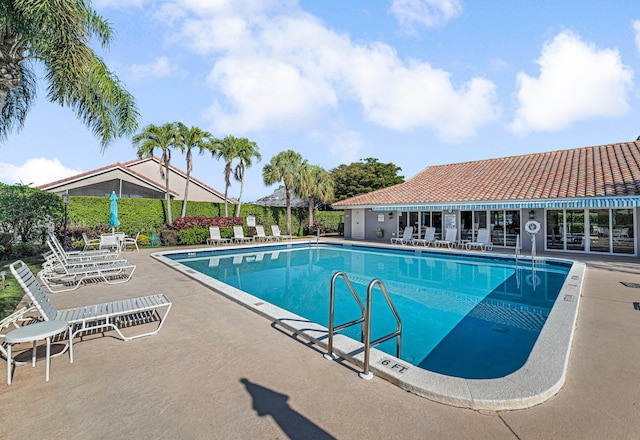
[153,241,585,410]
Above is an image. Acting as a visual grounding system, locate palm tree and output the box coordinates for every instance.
[175,123,217,218]
[232,138,261,217]
[0,1,139,148]
[216,135,240,217]
[296,165,335,230]
[263,150,307,236]
[133,122,181,225]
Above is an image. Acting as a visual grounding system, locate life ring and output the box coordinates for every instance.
[526,274,541,287]
[524,220,541,235]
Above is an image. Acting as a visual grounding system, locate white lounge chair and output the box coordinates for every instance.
[271,225,292,241]
[254,225,273,242]
[412,227,436,246]
[206,226,231,246]
[391,226,413,245]
[40,241,136,293]
[48,232,111,258]
[44,238,126,267]
[233,225,254,244]
[9,261,171,352]
[0,304,39,366]
[465,228,493,251]
[122,233,140,252]
[434,227,458,248]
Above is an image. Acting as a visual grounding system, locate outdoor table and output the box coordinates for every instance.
[5,320,72,384]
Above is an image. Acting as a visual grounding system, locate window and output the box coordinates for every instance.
[588,210,609,253]
[546,210,564,250]
[612,209,634,254]
[547,208,634,254]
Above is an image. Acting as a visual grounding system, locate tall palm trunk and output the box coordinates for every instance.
[164,162,172,224]
[181,175,190,218]
[285,187,292,236]
[181,149,192,218]
[235,175,245,217]
[308,197,315,229]
[223,184,229,217]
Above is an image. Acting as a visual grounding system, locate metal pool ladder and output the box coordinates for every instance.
[324,272,402,380]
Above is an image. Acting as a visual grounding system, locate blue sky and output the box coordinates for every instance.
[1,0,640,203]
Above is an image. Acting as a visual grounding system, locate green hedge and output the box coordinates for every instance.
[66,196,344,238]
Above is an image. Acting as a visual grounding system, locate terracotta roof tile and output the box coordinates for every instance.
[333,141,640,207]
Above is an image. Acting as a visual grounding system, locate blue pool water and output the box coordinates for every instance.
[168,244,570,379]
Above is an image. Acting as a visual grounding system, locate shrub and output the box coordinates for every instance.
[138,234,151,246]
[178,227,209,245]
[159,229,179,246]
[172,216,243,231]
[304,220,326,235]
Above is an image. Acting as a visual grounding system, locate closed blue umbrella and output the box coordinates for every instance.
[109,191,120,233]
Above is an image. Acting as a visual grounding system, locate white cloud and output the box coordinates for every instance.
[389,0,462,29]
[0,158,82,186]
[129,56,176,80]
[205,55,338,132]
[164,1,497,143]
[633,19,640,53]
[347,43,500,141]
[510,31,634,135]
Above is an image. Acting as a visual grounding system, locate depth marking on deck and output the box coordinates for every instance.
[377,358,411,374]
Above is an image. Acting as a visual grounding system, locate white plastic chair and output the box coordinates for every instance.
[391,226,413,245]
[207,226,230,245]
[123,232,140,252]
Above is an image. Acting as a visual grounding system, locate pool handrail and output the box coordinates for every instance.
[360,278,402,380]
[324,272,366,361]
[324,271,403,381]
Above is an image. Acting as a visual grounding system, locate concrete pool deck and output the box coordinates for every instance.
[1,241,640,439]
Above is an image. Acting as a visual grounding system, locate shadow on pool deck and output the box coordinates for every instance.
[1,240,639,439]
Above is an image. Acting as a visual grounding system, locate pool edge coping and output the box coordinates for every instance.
[151,240,584,411]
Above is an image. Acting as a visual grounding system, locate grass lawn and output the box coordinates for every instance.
[0,257,44,321]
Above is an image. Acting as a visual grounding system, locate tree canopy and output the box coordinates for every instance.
[0,0,139,148]
[263,150,307,235]
[0,183,62,246]
[330,158,404,201]
[133,122,182,225]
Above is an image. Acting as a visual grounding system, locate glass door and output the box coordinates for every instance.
[565,210,585,251]
[612,209,634,254]
[588,209,610,253]
[546,210,564,250]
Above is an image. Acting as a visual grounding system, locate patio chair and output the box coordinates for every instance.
[44,238,126,267]
[206,226,231,246]
[411,227,436,246]
[122,233,140,252]
[9,260,171,352]
[82,233,101,251]
[271,225,292,241]
[40,242,136,293]
[254,225,273,242]
[465,228,493,251]
[391,226,413,245]
[99,234,122,252]
[48,232,112,258]
[233,225,255,244]
[434,227,458,248]
[0,304,39,364]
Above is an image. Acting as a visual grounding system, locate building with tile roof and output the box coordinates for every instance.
[333,141,640,256]
[38,156,235,204]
